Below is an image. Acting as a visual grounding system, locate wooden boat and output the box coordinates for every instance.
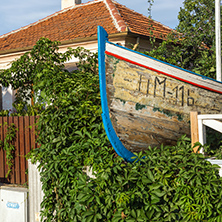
[97,26,222,162]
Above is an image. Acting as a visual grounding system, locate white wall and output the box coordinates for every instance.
[2,86,14,111]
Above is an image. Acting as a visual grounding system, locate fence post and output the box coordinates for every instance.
[28,160,43,222]
[190,111,199,153]
[198,117,206,154]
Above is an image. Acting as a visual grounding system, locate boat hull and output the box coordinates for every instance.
[98,26,222,156]
[105,48,222,152]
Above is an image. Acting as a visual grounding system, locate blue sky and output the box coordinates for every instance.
[0,0,184,36]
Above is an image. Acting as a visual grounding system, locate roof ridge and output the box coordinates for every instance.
[0,0,102,39]
[103,0,128,32]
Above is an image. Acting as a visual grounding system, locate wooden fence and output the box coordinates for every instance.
[0,116,38,185]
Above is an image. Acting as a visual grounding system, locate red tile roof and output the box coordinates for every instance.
[113,2,172,39]
[0,0,174,53]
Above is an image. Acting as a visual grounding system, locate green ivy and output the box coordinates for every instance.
[0,103,44,117]
[79,137,222,222]
[144,0,221,159]
[147,0,154,17]
[11,102,45,116]
[2,37,221,221]
[0,110,9,117]
[202,127,222,159]
[145,0,216,79]
[0,122,18,178]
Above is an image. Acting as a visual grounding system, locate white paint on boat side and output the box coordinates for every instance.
[106,43,222,94]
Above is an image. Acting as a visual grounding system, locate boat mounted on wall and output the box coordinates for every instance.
[97,26,222,162]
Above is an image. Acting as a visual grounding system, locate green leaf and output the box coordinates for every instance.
[147,169,154,182]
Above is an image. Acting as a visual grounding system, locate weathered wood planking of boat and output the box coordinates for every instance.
[97,26,222,162]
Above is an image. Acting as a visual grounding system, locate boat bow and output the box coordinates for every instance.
[97,26,137,162]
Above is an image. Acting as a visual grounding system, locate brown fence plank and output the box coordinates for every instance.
[19,116,26,185]
[0,117,5,181]
[24,116,31,183]
[30,116,36,150]
[8,117,15,184]
[14,116,21,184]
[3,116,8,180]
[35,116,40,149]
[0,116,38,185]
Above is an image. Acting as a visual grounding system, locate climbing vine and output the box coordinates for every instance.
[0,122,18,178]
[2,37,222,221]
[146,0,216,78]
[147,0,154,17]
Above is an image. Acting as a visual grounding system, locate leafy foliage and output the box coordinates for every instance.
[146,0,216,78]
[146,0,221,157]
[79,137,222,222]
[203,127,222,159]
[0,103,45,117]
[147,0,154,17]
[0,37,97,106]
[2,37,221,220]
[0,122,17,178]
[0,110,10,117]
[15,38,221,221]
[11,102,45,116]
[0,38,62,103]
[0,3,221,219]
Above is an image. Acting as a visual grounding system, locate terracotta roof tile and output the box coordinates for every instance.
[113,1,173,39]
[0,0,174,53]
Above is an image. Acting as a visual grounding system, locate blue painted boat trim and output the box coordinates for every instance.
[106,41,222,84]
[97,26,137,163]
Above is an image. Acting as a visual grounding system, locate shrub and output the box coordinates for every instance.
[10,38,220,221]
[31,67,222,221]
[75,136,222,222]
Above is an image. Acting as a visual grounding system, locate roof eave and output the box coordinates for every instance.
[126,30,169,42]
[0,31,129,56]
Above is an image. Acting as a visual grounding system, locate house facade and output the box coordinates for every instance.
[0,0,174,110]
